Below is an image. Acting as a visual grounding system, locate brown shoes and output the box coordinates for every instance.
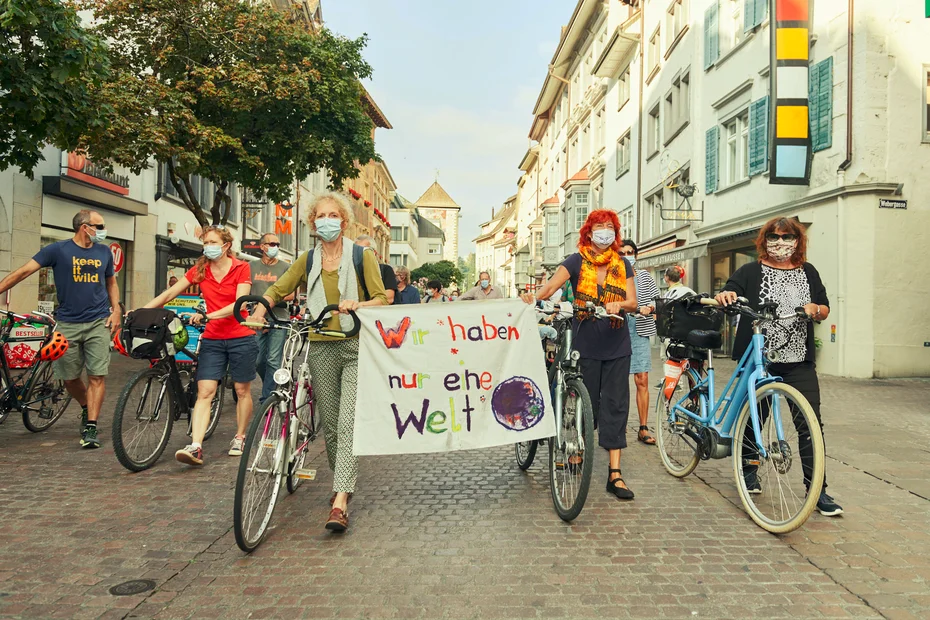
[325,507,349,532]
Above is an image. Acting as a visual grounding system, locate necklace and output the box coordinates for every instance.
[321,247,342,262]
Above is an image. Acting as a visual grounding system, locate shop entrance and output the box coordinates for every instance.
[711,246,758,355]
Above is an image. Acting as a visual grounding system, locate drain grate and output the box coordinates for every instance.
[108,580,156,596]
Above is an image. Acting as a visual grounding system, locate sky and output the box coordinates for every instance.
[323,0,569,258]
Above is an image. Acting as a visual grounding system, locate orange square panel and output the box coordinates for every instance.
[777,0,809,22]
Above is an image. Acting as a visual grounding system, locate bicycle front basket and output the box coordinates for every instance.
[122,308,177,360]
[656,297,723,341]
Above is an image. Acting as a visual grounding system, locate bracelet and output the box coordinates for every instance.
[814,306,822,320]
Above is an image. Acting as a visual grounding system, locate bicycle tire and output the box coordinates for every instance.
[234,395,285,552]
[732,382,825,534]
[112,367,175,472]
[656,367,702,478]
[203,381,224,441]
[548,377,594,522]
[21,363,72,432]
[514,441,538,471]
[286,372,314,493]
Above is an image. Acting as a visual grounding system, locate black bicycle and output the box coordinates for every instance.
[111,314,225,471]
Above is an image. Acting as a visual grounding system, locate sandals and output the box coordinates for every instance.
[607,468,635,500]
[638,425,656,445]
[325,507,349,532]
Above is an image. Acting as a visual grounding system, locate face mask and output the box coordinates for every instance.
[265,246,279,259]
[315,218,342,242]
[592,229,615,248]
[87,226,107,243]
[480,280,490,289]
[766,239,797,262]
[203,245,224,260]
[626,256,636,267]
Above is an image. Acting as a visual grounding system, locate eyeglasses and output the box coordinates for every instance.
[86,223,106,230]
[618,250,635,256]
[765,233,798,242]
[263,242,280,247]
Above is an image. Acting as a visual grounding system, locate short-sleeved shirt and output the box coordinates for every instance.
[379,264,398,301]
[250,258,290,320]
[185,257,253,340]
[562,253,634,361]
[33,240,114,323]
[395,284,422,305]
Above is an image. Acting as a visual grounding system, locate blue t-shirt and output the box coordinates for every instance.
[562,253,633,361]
[395,285,421,305]
[33,240,114,323]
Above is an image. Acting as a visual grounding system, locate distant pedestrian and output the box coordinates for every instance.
[250,233,293,403]
[355,235,398,304]
[459,271,502,301]
[662,265,695,300]
[393,266,421,305]
[424,280,447,303]
[0,209,121,449]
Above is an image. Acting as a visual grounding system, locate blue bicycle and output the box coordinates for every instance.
[654,295,824,533]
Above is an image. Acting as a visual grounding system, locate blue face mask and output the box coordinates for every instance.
[315,218,342,242]
[480,280,490,289]
[626,256,636,267]
[265,246,279,259]
[203,245,224,260]
[86,225,107,243]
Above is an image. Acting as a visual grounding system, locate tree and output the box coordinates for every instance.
[411,260,463,289]
[80,0,376,226]
[0,0,110,177]
[457,253,476,289]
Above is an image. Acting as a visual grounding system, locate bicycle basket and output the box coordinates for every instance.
[122,308,178,360]
[2,320,50,368]
[655,297,723,341]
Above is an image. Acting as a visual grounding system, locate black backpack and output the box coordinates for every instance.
[305,244,370,301]
[122,308,177,359]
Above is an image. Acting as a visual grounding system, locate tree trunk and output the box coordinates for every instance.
[211,180,230,226]
[166,159,209,228]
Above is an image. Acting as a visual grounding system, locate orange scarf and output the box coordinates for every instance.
[574,246,627,328]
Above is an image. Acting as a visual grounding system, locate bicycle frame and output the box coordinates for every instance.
[0,311,56,417]
[547,316,584,450]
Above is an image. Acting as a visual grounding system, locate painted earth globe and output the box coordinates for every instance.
[491,376,545,431]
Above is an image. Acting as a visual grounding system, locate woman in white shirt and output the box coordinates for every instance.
[662,265,695,300]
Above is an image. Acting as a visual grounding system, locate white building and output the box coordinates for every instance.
[388,195,420,269]
[414,182,462,262]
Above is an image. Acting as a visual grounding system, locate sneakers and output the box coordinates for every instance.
[817,492,844,516]
[175,444,204,466]
[228,435,245,456]
[80,424,100,449]
[744,471,762,494]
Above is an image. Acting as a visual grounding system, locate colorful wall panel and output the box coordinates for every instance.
[770,0,812,185]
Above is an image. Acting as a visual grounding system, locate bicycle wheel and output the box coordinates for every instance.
[656,367,702,478]
[234,396,285,552]
[733,382,824,534]
[22,363,72,432]
[286,371,314,493]
[514,441,538,471]
[549,377,594,522]
[112,367,175,472]
[203,380,225,441]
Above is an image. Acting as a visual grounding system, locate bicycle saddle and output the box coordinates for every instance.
[686,329,722,350]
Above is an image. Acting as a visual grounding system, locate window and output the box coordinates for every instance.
[666,0,689,48]
[704,2,719,69]
[581,122,591,164]
[569,137,579,175]
[744,0,768,32]
[724,111,750,186]
[533,231,543,259]
[648,105,661,157]
[725,0,744,54]
[574,193,589,230]
[390,226,408,242]
[810,58,834,151]
[596,107,606,153]
[619,207,634,240]
[428,244,440,255]
[615,132,631,178]
[648,27,661,75]
[665,72,690,141]
[546,211,559,246]
[646,193,663,239]
[390,254,403,266]
[618,66,631,108]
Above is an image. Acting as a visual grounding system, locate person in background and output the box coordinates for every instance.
[662,265,695,300]
[355,235,397,304]
[459,271,503,301]
[450,290,460,301]
[424,280,447,303]
[250,232,293,403]
[0,209,121,449]
[619,240,661,446]
[393,266,421,305]
[168,275,179,288]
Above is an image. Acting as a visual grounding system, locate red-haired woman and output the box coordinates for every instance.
[523,209,639,500]
[715,216,842,517]
[144,226,257,467]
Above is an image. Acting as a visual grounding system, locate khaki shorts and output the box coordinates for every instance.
[54,319,111,380]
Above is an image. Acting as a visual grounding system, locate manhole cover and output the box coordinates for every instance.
[108,580,156,596]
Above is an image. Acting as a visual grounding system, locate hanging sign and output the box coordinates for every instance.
[770,0,813,185]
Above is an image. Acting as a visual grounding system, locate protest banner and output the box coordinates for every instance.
[354,299,554,455]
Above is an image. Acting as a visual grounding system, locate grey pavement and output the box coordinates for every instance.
[0,350,928,619]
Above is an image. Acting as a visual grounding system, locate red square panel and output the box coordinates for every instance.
[777,0,808,22]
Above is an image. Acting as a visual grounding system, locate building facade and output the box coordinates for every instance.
[413,182,462,262]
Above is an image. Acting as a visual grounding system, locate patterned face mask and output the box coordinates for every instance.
[766,239,797,261]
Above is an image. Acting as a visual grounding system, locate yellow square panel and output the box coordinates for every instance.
[776,28,809,61]
[776,106,809,139]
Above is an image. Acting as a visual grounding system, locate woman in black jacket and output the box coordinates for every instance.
[715,216,842,517]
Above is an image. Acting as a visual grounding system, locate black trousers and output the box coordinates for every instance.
[580,356,632,450]
[742,361,827,490]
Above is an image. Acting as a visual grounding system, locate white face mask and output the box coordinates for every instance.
[766,239,797,262]
[591,229,616,248]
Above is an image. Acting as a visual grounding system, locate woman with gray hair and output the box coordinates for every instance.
[393,265,421,305]
[247,191,387,532]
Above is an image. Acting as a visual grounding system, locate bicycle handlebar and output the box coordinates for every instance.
[233,295,361,339]
[0,308,56,327]
[699,296,810,322]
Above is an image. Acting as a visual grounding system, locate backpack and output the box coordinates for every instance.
[305,244,370,301]
[122,308,178,359]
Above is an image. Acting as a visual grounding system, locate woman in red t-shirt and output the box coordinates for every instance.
[144,226,257,467]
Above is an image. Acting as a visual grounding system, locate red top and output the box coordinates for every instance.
[185,257,253,340]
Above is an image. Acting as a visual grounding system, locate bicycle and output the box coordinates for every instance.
[654,295,825,533]
[111,313,225,472]
[514,300,604,522]
[0,309,72,432]
[231,295,359,552]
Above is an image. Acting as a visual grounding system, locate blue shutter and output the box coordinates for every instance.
[748,96,770,176]
[755,0,768,26]
[705,126,719,194]
[810,57,833,152]
[744,0,756,33]
[704,2,719,70]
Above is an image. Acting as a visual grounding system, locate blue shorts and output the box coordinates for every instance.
[197,335,258,383]
[627,318,653,375]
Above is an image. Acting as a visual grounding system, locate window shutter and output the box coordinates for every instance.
[744,0,756,33]
[755,0,768,27]
[705,126,719,194]
[810,57,833,152]
[748,96,770,176]
[704,2,719,70]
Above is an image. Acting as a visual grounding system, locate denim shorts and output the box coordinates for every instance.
[197,335,258,383]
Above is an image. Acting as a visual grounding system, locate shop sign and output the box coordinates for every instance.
[241,238,264,258]
[109,242,125,273]
[636,242,710,270]
[274,203,292,236]
[62,151,130,196]
[879,198,907,210]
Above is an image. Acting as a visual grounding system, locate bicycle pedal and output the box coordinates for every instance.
[294,468,316,480]
[555,461,566,470]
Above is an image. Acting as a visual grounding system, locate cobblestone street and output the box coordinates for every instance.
[1,352,928,619]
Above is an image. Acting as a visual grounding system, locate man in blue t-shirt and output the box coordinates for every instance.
[0,209,122,449]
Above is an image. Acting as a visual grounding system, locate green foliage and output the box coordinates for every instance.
[0,0,110,177]
[411,260,463,288]
[457,253,476,289]
[81,0,376,226]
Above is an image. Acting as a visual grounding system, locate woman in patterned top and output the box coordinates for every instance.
[715,216,842,517]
